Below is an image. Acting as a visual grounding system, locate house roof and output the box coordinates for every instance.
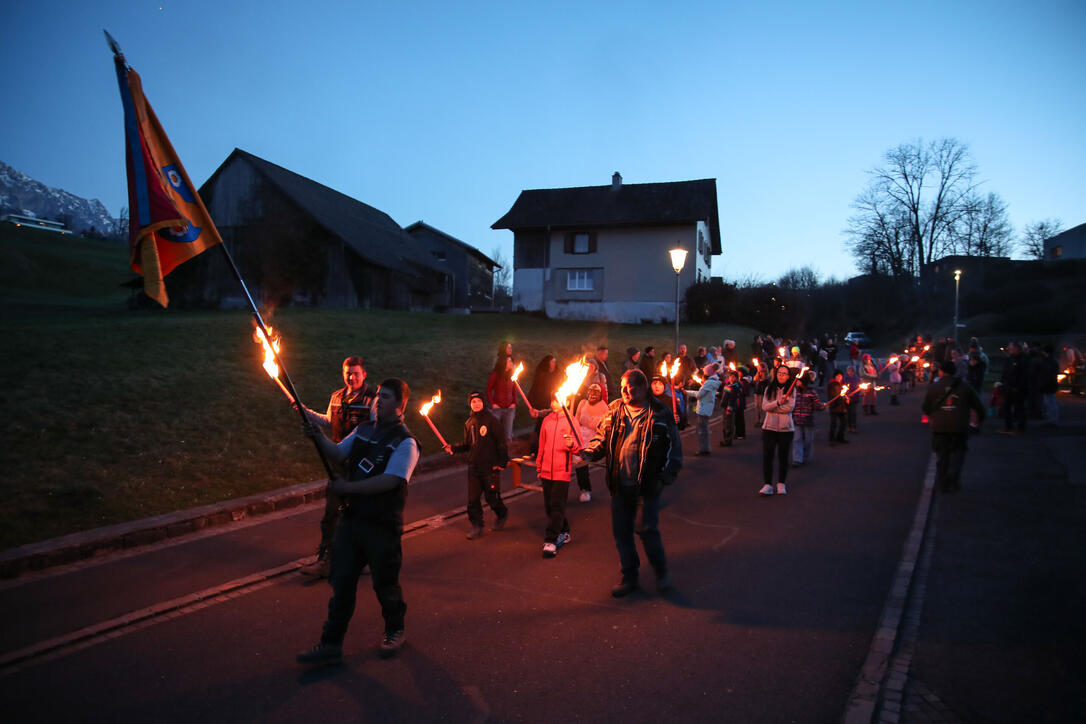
[202,149,444,280]
[491,177,722,254]
[403,221,500,269]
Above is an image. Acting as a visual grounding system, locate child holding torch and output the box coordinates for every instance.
[445,392,509,540]
[536,397,580,558]
[826,370,849,445]
[759,365,797,496]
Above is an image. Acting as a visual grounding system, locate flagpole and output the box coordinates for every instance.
[216,244,335,479]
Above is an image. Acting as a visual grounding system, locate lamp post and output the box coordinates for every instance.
[669,246,688,356]
[953,269,962,342]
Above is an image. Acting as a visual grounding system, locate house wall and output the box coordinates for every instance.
[538,224,701,322]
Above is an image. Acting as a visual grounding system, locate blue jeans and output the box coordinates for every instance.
[792,425,815,463]
[610,487,666,582]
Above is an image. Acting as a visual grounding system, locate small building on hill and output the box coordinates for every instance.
[1044,222,1086,261]
[168,149,450,310]
[491,173,721,323]
[403,221,500,312]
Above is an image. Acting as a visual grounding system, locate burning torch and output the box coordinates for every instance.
[419,390,449,449]
[510,362,534,411]
[554,358,588,448]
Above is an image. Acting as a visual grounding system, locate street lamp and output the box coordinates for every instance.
[669,246,688,356]
[953,269,962,342]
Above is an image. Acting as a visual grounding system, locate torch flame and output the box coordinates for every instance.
[670,359,682,378]
[728,362,737,371]
[778,346,787,358]
[752,357,760,367]
[419,389,442,416]
[911,356,920,362]
[511,362,525,382]
[253,326,281,380]
[859,382,870,390]
[659,361,668,377]
[888,356,899,365]
[692,372,704,385]
[555,357,590,407]
[923,345,931,351]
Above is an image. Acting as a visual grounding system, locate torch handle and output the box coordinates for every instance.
[556,395,584,448]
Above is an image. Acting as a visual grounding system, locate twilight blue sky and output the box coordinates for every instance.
[1,0,1083,283]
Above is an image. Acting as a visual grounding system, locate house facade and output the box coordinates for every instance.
[1043,222,1086,261]
[492,174,721,323]
[403,221,500,312]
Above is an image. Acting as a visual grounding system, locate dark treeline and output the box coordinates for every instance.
[686,258,1086,343]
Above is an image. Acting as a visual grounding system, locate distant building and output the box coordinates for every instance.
[403,221,500,312]
[492,173,722,323]
[1043,222,1086,261]
[1,213,72,235]
[172,149,452,310]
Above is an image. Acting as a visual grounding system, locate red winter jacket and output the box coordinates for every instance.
[536,411,580,482]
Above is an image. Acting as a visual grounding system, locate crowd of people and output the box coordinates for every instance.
[292,332,1070,667]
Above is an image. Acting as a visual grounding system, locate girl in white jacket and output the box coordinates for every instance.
[760,365,796,496]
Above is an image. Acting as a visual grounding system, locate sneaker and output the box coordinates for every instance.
[611,578,639,598]
[296,642,342,666]
[492,515,507,531]
[379,630,405,658]
[300,549,331,578]
[776,483,787,495]
[542,542,558,558]
[466,526,484,540]
[556,532,571,548]
[579,490,592,503]
[759,484,774,496]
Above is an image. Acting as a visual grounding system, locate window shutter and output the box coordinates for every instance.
[564,233,573,254]
[589,233,597,253]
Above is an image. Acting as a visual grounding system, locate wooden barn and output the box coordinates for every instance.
[403,221,500,312]
[166,149,449,310]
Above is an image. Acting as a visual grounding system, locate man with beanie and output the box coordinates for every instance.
[445,392,509,539]
[922,360,986,493]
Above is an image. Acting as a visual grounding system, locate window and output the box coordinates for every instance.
[1052,246,1062,258]
[563,232,597,254]
[432,250,447,261]
[567,269,594,291]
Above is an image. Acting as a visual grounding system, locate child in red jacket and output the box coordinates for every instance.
[536,398,580,558]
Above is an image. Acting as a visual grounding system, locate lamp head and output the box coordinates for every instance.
[669,247,688,273]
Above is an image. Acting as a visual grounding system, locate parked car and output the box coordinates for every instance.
[844,331,871,348]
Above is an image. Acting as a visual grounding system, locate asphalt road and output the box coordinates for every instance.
[1,394,934,723]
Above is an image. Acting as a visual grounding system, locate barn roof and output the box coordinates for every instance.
[203,149,444,279]
[403,221,500,269]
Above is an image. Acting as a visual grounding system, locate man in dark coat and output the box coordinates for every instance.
[922,361,986,492]
[999,342,1029,434]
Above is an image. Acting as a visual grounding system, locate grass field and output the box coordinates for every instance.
[0,226,759,549]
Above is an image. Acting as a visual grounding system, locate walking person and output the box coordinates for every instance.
[887,355,902,405]
[296,379,418,665]
[573,383,608,501]
[535,398,580,558]
[826,370,849,445]
[860,353,879,415]
[791,370,825,467]
[693,364,721,455]
[486,354,518,441]
[297,356,377,578]
[759,365,796,496]
[445,392,508,540]
[718,369,741,447]
[580,370,683,597]
[922,361,986,493]
[843,366,861,433]
[999,342,1029,435]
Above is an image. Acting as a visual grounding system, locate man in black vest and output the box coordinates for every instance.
[297,378,418,665]
[298,356,376,578]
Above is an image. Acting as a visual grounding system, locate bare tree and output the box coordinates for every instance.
[850,138,978,276]
[846,186,915,277]
[955,192,1013,257]
[777,266,820,290]
[1019,218,1063,260]
[491,247,512,297]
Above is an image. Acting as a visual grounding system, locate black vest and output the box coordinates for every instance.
[344,420,414,527]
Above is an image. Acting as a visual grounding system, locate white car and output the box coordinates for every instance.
[844,332,871,348]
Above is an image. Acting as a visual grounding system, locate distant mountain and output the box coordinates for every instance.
[0,160,119,238]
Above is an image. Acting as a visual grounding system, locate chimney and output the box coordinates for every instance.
[612,172,622,191]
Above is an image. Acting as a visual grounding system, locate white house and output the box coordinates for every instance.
[492,173,722,323]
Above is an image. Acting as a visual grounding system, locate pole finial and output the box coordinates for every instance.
[103,29,124,61]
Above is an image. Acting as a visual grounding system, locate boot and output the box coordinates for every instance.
[300,546,331,578]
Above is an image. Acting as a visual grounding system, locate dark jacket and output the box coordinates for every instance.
[345,420,415,528]
[922,375,986,434]
[579,397,682,497]
[450,409,508,473]
[1000,352,1029,398]
[827,379,848,413]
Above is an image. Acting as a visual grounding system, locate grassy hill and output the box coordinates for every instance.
[0,225,760,549]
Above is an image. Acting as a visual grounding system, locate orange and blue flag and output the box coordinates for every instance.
[113,52,221,306]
